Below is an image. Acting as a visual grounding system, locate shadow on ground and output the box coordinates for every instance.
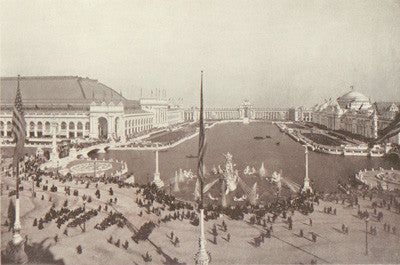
[1,238,64,265]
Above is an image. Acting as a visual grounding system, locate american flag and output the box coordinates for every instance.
[12,75,26,167]
[197,71,207,207]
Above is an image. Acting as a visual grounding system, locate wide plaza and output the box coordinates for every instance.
[1,151,400,264]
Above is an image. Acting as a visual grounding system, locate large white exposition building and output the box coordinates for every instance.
[312,88,400,144]
[0,76,184,142]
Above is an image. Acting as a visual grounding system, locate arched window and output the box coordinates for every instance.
[45,122,51,133]
[85,122,90,131]
[29,122,35,137]
[6,121,12,137]
[69,122,75,130]
[61,122,67,130]
[36,122,43,137]
[0,121,4,137]
[77,122,83,130]
[30,122,35,131]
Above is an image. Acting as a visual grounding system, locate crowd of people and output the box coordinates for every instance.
[2,146,400,264]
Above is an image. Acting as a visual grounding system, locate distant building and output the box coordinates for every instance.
[312,87,399,144]
[0,76,184,142]
[184,100,289,122]
[375,102,400,144]
[288,107,312,122]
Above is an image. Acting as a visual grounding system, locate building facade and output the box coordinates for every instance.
[288,107,313,122]
[0,76,183,143]
[184,100,288,122]
[312,88,400,144]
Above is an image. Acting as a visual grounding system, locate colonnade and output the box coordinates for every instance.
[0,119,90,139]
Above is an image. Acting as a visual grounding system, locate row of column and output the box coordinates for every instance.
[0,120,90,139]
[154,107,167,127]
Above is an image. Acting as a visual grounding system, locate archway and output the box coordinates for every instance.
[37,122,43,137]
[77,122,83,138]
[29,122,35,138]
[98,117,108,139]
[244,106,249,118]
[68,122,75,138]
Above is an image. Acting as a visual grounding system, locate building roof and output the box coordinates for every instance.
[374,102,400,115]
[337,90,370,103]
[0,76,136,107]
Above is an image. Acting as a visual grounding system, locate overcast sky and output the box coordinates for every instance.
[1,0,399,108]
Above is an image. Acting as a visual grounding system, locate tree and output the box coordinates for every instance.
[33,218,38,227]
[8,200,15,230]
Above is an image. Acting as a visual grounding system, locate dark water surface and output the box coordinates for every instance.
[92,122,400,193]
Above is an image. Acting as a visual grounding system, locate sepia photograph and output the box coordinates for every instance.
[1,0,400,264]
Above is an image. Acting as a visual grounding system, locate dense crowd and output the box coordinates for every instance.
[2,148,400,264]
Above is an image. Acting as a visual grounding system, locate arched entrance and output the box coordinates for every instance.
[244,107,249,118]
[98,117,108,139]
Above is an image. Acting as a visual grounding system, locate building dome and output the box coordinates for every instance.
[338,91,370,103]
[337,90,371,110]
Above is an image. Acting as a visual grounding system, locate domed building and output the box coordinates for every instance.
[337,89,372,110]
[312,87,378,139]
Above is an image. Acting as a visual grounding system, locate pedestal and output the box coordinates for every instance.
[301,178,312,194]
[195,209,210,265]
[153,172,164,188]
[50,151,58,161]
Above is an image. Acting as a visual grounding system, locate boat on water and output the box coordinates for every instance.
[276,142,280,145]
[186,154,198,158]
[254,136,264,140]
[265,135,271,139]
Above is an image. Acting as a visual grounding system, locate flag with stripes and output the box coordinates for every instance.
[12,75,26,166]
[197,71,207,182]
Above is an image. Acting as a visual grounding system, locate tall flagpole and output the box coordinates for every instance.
[195,70,210,265]
[6,75,28,264]
[13,161,23,244]
[13,76,23,245]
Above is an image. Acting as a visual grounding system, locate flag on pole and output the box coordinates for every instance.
[197,71,207,208]
[12,75,26,167]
